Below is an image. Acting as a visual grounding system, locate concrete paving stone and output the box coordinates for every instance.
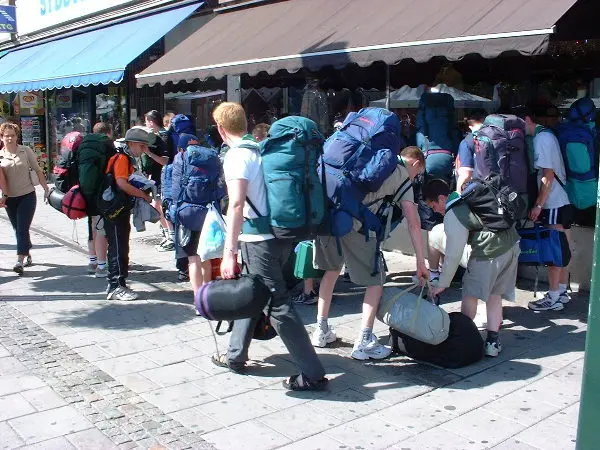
[168,407,224,435]
[276,434,346,450]
[94,354,159,377]
[140,382,217,413]
[481,387,564,427]
[0,346,10,358]
[140,344,202,366]
[0,421,25,449]
[18,435,77,450]
[550,402,580,427]
[195,391,276,427]
[353,378,436,407]
[258,402,343,441]
[98,336,157,358]
[378,396,462,435]
[310,387,389,421]
[202,419,291,450]
[141,362,205,388]
[185,356,231,378]
[389,426,487,450]
[244,357,300,387]
[20,387,67,412]
[441,408,526,447]
[0,374,45,396]
[514,418,577,450]
[115,373,161,394]
[324,413,414,449]
[65,428,119,450]
[73,344,113,362]
[491,437,543,450]
[187,336,230,356]
[192,370,264,399]
[523,375,582,409]
[246,383,320,411]
[0,356,27,375]
[9,405,92,445]
[58,330,112,348]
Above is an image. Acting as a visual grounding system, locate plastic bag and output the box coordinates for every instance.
[198,203,226,261]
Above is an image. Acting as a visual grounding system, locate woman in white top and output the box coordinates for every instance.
[0,122,49,275]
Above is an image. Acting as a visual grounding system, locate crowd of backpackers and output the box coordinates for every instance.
[28,92,594,391]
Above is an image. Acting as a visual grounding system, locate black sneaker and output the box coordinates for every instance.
[177,270,190,282]
[13,262,23,276]
[292,291,318,305]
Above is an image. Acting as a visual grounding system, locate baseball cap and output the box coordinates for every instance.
[124,126,153,145]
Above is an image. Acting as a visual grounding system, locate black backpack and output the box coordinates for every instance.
[451,175,525,232]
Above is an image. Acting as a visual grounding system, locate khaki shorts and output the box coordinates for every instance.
[313,231,385,287]
[462,244,520,302]
[428,224,471,269]
[92,215,106,237]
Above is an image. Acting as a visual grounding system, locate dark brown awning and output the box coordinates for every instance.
[137,0,578,87]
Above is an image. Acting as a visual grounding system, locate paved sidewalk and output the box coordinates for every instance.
[0,187,587,449]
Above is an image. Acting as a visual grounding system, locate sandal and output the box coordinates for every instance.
[23,255,32,267]
[282,373,329,392]
[210,352,245,374]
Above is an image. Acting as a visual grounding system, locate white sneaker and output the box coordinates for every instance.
[528,293,564,311]
[107,286,139,301]
[559,291,571,304]
[311,326,337,348]
[485,340,502,357]
[95,266,107,278]
[351,334,392,360]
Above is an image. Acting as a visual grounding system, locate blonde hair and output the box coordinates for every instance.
[212,102,247,135]
[0,122,20,137]
[400,146,425,166]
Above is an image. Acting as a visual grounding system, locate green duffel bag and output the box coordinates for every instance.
[293,241,324,280]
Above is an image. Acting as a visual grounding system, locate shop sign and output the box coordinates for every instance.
[56,89,72,108]
[20,92,39,109]
[15,0,139,36]
[0,5,17,33]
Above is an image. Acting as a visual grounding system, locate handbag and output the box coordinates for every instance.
[198,203,226,261]
[518,223,564,266]
[377,283,450,345]
[24,150,40,186]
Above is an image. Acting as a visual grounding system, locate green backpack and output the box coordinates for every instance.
[76,134,115,215]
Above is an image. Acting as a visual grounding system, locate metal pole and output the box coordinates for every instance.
[385,64,391,110]
[576,180,600,449]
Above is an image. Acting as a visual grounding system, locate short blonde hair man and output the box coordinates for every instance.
[212,102,247,135]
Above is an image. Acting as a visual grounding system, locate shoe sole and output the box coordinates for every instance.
[351,351,392,361]
[528,303,564,311]
[311,334,337,348]
[95,273,107,278]
[485,350,501,357]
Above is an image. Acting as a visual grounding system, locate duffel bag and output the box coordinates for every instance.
[194,274,272,321]
[518,224,565,266]
[377,283,450,345]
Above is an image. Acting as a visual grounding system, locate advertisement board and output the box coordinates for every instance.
[0,5,17,33]
[15,0,139,35]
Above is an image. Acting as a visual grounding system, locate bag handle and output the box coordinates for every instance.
[379,282,423,318]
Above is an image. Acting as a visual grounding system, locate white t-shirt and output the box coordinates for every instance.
[533,130,571,209]
[223,139,274,242]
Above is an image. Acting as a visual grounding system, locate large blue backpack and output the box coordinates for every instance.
[168,114,196,162]
[242,116,326,240]
[171,144,224,231]
[554,98,599,210]
[321,107,402,239]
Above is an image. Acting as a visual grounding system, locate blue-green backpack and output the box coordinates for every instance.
[242,116,326,240]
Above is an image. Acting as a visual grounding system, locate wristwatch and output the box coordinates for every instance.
[535,204,542,210]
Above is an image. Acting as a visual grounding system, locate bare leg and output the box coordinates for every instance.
[317,270,339,319]
[428,246,442,271]
[154,199,169,230]
[188,256,203,294]
[461,295,478,320]
[304,278,314,294]
[486,294,503,332]
[361,285,384,329]
[95,233,108,264]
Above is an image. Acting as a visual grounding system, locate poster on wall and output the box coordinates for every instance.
[20,115,48,175]
[19,92,39,109]
[56,90,72,108]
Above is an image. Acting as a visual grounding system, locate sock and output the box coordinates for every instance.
[361,327,373,343]
[429,269,440,280]
[486,330,499,343]
[317,316,328,332]
[169,231,175,242]
[559,283,568,294]
[97,261,106,269]
[89,256,97,265]
[548,290,560,301]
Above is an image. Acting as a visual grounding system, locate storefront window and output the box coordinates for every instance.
[96,86,127,139]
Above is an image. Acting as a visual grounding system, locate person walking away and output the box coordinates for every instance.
[0,122,50,275]
[313,146,428,360]
[213,102,327,391]
[518,105,573,311]
[104,127,153,301]
[143,110,170,248]
[455,110,486,193]
[426,178,520,357]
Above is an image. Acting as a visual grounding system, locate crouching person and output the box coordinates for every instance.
[425,179,520,357]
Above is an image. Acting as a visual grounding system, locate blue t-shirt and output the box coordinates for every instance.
[456,133,475,170]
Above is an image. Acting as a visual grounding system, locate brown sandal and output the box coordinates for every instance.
[210,353,246,374]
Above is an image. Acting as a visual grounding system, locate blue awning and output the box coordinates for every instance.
[0,3,201,93]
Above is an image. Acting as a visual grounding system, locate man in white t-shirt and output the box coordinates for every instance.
[211,102,327,392]
[521,106,573,312]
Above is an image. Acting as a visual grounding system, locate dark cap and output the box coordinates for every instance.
[177,133,200,152]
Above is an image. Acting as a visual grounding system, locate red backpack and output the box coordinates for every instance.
[61,185,87,220]
[52,132,84,193]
